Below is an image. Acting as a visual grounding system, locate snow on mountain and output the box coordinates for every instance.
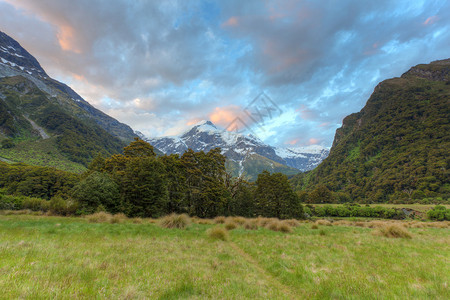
[275,145,330,171]
[145,120,329,172]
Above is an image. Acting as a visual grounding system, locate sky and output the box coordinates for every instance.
[0,0,449,147]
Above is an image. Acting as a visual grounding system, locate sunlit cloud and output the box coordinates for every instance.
[0,0,449,147]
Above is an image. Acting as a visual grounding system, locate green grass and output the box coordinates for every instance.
[0,138,86,173]
[0,215,448,299]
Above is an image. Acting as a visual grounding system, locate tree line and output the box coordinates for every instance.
[0,139,303,219]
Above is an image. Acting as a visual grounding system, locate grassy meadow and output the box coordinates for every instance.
[0,213,449,299]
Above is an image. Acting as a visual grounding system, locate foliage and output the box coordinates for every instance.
[254,171,303,219]
[291,61,450,202]
[70,171,120,214]
[427,205,450,221]
[308,204,406,219]
[0,162,79,199]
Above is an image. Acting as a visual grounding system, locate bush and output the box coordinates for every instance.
[158,213,191,229]
[427,205,450,221]
[0,194,24,210]
[373,224,412,239]
[22,197,49,212]
[49,197,78,215]
[207,226,229,241]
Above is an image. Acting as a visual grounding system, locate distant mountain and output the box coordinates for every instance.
[0,31,137,171]
[146,120,329,180]
[291,58,450,202]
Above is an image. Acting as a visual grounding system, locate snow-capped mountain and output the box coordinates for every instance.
[146,120,329,178]
[0,31,136,141]
[275,145,330,171]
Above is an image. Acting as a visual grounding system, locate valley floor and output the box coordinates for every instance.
[0,215,448,299]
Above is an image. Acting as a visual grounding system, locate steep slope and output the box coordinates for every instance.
[147,120,328,180]
[291,59,450,202]
[0,31,137,171]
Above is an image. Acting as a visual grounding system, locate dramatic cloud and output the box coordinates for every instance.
[0,0,449,146]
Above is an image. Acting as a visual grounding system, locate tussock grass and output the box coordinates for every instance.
[86,212,113,223]
[373,224,412,239]
[207,226,229,241]
[213,216,226,224]
[333,220,351,226]
[277,221,293,233]
[311,224,319,229]
[0,214,448,299]
[316,219,332,226]
[158,213,191,229]
[231,216,246,225]
[265,220,293,233]
[196,219,214,225]
[224,220,238,230]
[257,217,277,227]
[284,219,301,227]
[131,217,143,224]
[110,213,127,224]
[243,219,258,230]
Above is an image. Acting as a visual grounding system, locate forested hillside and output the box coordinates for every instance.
[291,59,450,202]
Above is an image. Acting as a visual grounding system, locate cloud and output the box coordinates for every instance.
[0,0,449,147]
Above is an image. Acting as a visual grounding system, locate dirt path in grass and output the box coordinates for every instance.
[228,242,301,299]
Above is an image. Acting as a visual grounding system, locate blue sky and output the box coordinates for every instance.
[0,0,449,147]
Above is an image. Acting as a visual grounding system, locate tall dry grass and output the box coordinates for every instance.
[158,213,191,229]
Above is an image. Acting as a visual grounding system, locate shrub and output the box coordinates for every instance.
[49,196,78,215]
[207,226,229,241]
[158,213,191,229]
[214,216,226,224]
[427,205,450,221]
[374,224,412,239]
[110,213,127,224]
[86,211,113,223]
[224,220,238,230]
[22,197,49,212]
[0,194,24,210]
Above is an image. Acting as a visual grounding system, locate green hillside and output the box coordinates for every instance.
[0,76,127,170]
[291,59,450,202]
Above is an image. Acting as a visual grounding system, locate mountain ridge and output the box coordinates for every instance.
[146,120,329,179]
[292,58,450,202]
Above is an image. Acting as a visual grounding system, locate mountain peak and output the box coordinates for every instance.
[0,31,48,78]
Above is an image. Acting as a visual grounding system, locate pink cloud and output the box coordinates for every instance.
[222,16,239,27]
[423,16,439,26]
